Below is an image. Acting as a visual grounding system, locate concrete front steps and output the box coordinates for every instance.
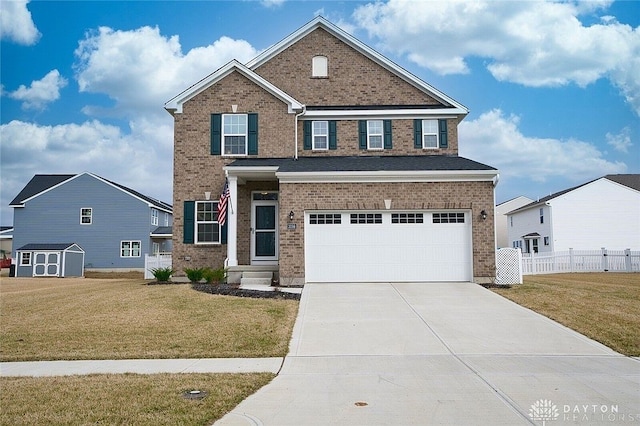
[240,271,273,290]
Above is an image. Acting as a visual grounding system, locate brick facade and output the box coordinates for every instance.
[278,181,496,285]
[169,21,496,283]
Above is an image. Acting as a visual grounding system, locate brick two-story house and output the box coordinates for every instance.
[165,17,498,285]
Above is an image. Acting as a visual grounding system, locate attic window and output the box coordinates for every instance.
[312,56,328,77]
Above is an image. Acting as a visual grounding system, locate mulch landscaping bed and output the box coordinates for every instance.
[190,283,301,300]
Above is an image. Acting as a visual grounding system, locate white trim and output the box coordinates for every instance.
[301,109,463,120]
[245,17,468,113]
[277,170,499,184]
[367,120,384,150]
[194,200,221,245]
[312,120,329,151]
[165,60,304,114]
[222,113,248,156]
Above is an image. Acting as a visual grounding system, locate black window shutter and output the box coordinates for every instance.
[329,121,337,150]
[414,119,422,149]
[248,113,258,155]
[439,119,448,148]
[358,120,367,150]
[303,121,312,150]
[183,201,195,244]
[211,114,222,155]
[383,119,392,149]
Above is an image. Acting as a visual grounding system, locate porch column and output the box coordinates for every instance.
[226,175,238,266]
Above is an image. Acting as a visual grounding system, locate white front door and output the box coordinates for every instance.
[251,193,279,264]
[33,252,60,277]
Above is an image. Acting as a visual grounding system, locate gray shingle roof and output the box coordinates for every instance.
[151,226,172,236]
[10,173,172,211]
[228,155,496,172]
[17,243,82,251]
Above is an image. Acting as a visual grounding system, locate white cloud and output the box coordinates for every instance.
[352,0,640,115]
[7,69,68,110]
[0,0,40,45]
[0,118,174,223]
[459,109,627,183]
[74,26,259,120]
[261,0,286,8]
[606,127,633,153]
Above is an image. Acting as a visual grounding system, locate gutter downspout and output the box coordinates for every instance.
[294,106,306,160]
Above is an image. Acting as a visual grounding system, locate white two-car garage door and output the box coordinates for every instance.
[304,211,472,283]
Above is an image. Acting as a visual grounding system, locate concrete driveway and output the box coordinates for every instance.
[216,282,639,425]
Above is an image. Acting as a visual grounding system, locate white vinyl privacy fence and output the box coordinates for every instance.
[522,248,639,275]
[144,253,172,279]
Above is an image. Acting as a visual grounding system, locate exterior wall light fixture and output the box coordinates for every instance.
[480,210,487,220]
[289,211,295,221]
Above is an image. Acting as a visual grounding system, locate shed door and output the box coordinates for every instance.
[33,252,60,277]
[304,211,472,283]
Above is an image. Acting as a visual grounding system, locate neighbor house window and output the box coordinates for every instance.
[80,208,92,225]
[539,208,544,224]
[164,212,169,226]
[121,241,141,257]
[152,242,160,254]
[20,252,31,266]
[151,209,159,226]
[513,240,522,249]
[367,120,384,150]
[312,55,328,77]
[422,120,439,149]
[544,236,550,246]
[195,201,220,244]
[223,114,248,155]
[312,121,329,150]
[510,216,513,227]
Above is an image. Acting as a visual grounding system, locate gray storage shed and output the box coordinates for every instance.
[15,243,85,278]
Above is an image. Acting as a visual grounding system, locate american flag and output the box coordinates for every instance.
[217,179,230,226]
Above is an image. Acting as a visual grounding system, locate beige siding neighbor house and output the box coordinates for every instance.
[165,17,499,285]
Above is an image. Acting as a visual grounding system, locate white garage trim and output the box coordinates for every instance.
[304,210,473,283]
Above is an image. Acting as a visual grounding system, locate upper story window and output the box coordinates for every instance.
[151,208,159,226]
[196,201,220,244]
[312,55,328,77]
[80,208,92,225]
[313,121,329,150]
[164,212,169,226]
[367,120,384,150]
[422,120,439,149]
[539,208,544,224]
[223,114,248,156]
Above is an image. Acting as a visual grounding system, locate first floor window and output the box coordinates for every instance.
[20,252,31,266]
[313,121,328,150]
[196,201,220,244]
[422,119,439,148]
[223,114,248,155]
[544,236,550,246]
[81,208,92,224]
[121,241,141,257]
[367,120,383,149]
[152,242,160,254]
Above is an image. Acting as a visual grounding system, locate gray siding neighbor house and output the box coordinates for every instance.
[10,173,173,272]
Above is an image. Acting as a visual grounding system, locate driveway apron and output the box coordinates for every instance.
[215,282,640,425]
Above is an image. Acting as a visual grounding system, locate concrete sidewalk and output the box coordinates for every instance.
[0,357,284,376]
[216,282,640,425]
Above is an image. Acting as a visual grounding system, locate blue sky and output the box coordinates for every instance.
[1,0,639,225]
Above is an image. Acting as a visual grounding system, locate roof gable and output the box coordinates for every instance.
[509,174,640,214]
[246,16,468,113]
[165,60,303,114]
[10,172,172,212]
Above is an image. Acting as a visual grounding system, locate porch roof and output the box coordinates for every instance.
[226,155,496,173]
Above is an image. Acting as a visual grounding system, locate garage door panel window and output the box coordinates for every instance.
[309,213,341,224]
[392,213,424,224]
[433,212,465,223]
[350,213,382,224]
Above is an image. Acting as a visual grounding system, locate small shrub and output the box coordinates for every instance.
[203,267,226,284]
[149,267,174,283]
[184,268,206,283]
